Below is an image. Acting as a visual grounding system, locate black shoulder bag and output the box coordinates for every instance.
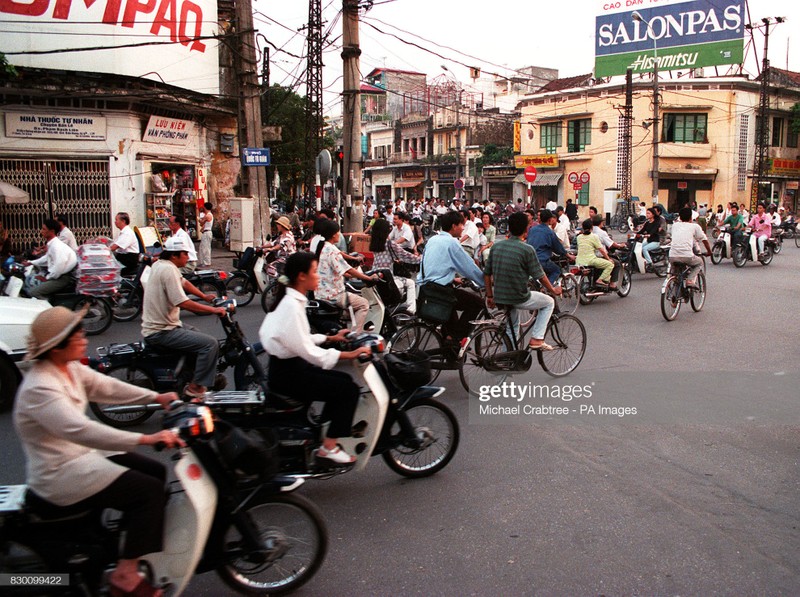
[416,256,456,324]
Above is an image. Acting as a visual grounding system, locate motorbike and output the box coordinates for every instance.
[0,403,327,596]
[622,233,669,277]
[2,260,113,336]
[225,246,285,310]
[87,299,269,427]
[306,268,414,339]
[732,227,776,267]
[577,254,632,304]
[710,225,734,265]
[204,331,460,481]
[110,253,153,322]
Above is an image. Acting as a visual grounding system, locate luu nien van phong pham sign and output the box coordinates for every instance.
[142,116,198,146]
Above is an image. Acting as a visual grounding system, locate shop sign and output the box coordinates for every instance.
[195,166,207,207]
[484,166,518,178]
[514,154,559,168]
[401,168,425,180]
[769,158,800,176]
[143,116,197,146]
[787,181,799,190]
[5,112,106,140]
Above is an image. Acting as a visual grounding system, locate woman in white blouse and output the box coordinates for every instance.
[259,252,372,465]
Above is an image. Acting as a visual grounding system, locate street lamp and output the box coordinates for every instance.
[441,65,463,197]
[632,10,660,205]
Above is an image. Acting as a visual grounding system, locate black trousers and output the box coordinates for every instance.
[444,288,485,341]
[268,357,359,438]
[114,252,140,277]
[28,453,166,559]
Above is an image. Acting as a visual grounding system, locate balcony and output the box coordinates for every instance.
[389,151,427,164]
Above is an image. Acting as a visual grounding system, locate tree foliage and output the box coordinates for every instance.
[791,102,800,134]
[475,144,514,173]
[0,53,18,77]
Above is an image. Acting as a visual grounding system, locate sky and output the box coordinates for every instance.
[255,0,800,117]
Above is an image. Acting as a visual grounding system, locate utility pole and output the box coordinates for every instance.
[234,0,269,242]
[747,17,785,212]
[341,0,364,232]
[304,0,324,211]
[632,11,660,205]
[621,69,633,211]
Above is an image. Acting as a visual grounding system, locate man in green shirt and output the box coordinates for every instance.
[722,203,746,246]
[484,211,562,350]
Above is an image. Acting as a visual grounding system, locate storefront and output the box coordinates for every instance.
[394,167,425,203]
[482,166,517,205]
[430,166,458,202]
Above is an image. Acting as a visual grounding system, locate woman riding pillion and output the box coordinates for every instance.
[13,306,182,597]
[575,218,616,289]
[259,252,372,465]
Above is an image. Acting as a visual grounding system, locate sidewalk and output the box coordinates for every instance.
[205,243,239,273]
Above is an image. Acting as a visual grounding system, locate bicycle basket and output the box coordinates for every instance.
[384,349,432,391]
[214,420,279,480]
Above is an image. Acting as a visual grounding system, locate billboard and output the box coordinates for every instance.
[0,0,219,95]
[595,0,745,78]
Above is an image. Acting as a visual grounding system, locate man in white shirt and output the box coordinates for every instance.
[389,212,415,250]
[554,206,571,249]
[109,212,141,274]
[55,215,78,252]
[168,215,197,274]
[25,219,78,299]
[668,207,712,287]
[198,202,214,268]
[459,209,480,258]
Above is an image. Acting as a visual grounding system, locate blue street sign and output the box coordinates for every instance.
[241,147,271,166]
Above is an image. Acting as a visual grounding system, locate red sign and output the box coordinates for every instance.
[524,166,538,183]
[579,171,590,184]
[573,183,583,191]
[677,181,688,190]
[567,171,579,184]
[454,178,465,190]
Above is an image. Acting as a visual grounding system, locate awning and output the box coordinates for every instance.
[394,181,423,188]
[513,172,563,186]
[0,181,30,204]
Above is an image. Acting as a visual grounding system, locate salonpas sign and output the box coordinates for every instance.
[595,0,744,78]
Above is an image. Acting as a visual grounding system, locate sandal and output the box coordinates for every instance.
[315,445,356,465]
[528,340,554,351]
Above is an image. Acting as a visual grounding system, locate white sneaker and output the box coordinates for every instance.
[315,445,356,465]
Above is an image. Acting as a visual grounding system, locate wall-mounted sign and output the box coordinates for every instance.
[142,116,197,146]
[5,112,106,140]
[769,158,800,176]
[483,167,518,178]
[241,147,271,167]
[515,154,559,168]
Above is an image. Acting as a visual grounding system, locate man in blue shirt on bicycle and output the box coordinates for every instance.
[526,209,572,285]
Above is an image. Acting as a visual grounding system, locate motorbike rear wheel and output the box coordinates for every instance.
[660,277,681,321]
[0,539,51,596]
[578,275,595,305]
[217,493,328,596]
[89,365,155,427]
[382,397,460,478]
[759,246,773,265]
[652,257,669,278]
[112,281,143,322]
[773,236,782,254]
[75,296,113,336]
[225,273,256,307]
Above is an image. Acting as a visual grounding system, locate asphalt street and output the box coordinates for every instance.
[1,240,799,596]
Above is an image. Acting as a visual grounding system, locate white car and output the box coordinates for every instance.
[0,296,50,410]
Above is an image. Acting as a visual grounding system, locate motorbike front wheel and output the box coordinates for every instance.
[260,280,280,313]
[616,267,632,297]
[773,236,783,254]
[759,246,773,265]
[382,397,460,478]
[732,245,747,268]
[217,493,328,596]
[112,281,143,322]
[710,242,724,265]
[89,365,156,427]
[225,273,256,307]
[233,348,269,392]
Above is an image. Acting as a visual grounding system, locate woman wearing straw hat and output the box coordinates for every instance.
[13,305,183,597]
[262,215,297,256]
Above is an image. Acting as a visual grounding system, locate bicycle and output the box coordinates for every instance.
[459,295,587,396]
[387,279,491,386]
[660,260,707,321]
[552,253,579,315]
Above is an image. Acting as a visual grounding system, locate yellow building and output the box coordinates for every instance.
[517,69,800,216]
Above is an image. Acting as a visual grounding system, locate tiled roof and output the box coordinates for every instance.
[538,74,593,92]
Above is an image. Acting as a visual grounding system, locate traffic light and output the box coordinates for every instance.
[336,146,344,162]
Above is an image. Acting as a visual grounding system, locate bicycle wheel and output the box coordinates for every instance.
[112,280,143,322]
[89,365,155,427]
[389,322,444,383]
[537,314,586,377]
[557,273,579,315]
[260,280,280,313]
[217,493,328,596]
[225,273,256,307]
[660,277,681,321]
[382,397,460,478]
[459,324,514,395]
[690,272,706,312]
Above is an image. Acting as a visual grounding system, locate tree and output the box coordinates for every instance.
[0,53,18,77]
[791,102,800,135]
[475,144,514,175]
